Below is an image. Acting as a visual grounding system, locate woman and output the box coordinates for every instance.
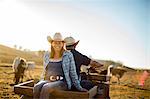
[33,33,87,99]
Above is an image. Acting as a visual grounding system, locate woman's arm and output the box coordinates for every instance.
[40,51,49,80]
[68,52,87,91]
[43,51,50,69]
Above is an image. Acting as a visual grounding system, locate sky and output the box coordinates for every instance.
[0,0,149,69]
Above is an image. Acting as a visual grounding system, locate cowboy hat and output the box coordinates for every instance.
[47,32,64,43]
[64,37,79,46]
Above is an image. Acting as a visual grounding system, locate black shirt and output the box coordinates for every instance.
[71,49,91,77]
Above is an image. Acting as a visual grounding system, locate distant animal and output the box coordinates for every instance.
[12,57,35,84]
[25,61,35,79]
[111,68,127,84]
[100,66,127,84]
[14,59,26,84]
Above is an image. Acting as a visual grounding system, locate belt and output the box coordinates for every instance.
[49,75,63,82]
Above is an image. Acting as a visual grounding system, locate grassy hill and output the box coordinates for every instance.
[0,44,43,65]
[1,44,146,71]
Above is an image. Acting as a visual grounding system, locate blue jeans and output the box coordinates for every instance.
[33,80,67,99]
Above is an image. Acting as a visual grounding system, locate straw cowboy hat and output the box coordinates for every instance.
[47,33,64,43]
[64,37,79,46]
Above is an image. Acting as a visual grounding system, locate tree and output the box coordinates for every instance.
[14,45,17,49]
[19,46,22,50]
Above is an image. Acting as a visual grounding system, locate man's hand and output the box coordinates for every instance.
[90,60,103,68]
[88,67,99,73]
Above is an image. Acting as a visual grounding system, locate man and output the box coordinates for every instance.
[64,37,103,90]
[64,37,103,76]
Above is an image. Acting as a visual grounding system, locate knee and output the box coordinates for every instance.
[33,85,38,92]
[33,84,42,94]
[42,84,49,91]
[34,83,42,91]
[42,84,54,92]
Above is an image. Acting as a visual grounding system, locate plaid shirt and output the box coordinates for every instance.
[42,51,82,90]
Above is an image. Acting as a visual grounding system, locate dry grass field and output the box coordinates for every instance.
[110,71,150,99]
[0,64,150,99]
[0,64,43,99]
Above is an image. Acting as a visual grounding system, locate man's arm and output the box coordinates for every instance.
[74,50,103,68]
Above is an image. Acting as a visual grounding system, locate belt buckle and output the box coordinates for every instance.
[60,76,63,80]
[49,76,63,82]
[49,76,57,82]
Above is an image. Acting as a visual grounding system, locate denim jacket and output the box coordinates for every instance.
[42,50,82,91]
